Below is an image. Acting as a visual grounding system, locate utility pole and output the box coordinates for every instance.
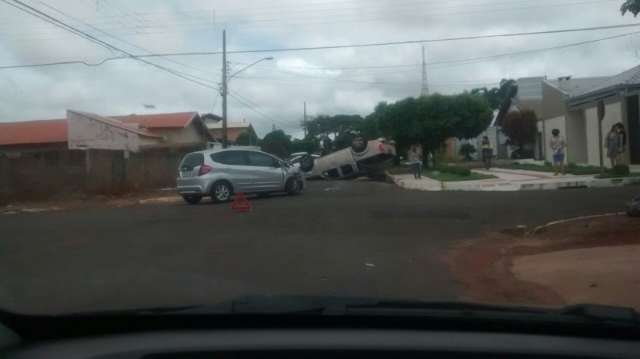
[597,101,606,174]
[421,45,429,97]
[221,29,228,148]
[303,101,307,137]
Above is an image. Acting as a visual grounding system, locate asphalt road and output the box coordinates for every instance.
[0,181,637,314]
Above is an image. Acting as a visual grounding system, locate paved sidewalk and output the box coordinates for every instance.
[390,174,443,191]
[389,168,640,192]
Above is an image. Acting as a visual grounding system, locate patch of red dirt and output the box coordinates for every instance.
[448,214,640,307]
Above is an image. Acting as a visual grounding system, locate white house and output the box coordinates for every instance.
[538,64,640,167]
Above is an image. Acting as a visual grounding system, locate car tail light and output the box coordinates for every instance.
[198,164,213,176]
[378,143,385,153]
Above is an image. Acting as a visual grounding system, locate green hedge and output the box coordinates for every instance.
[566,164,601,175]
[435,165,471,176]
[610,164,631,177]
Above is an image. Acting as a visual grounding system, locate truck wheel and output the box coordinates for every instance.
[182,195,202,205]
[286,178,302,195]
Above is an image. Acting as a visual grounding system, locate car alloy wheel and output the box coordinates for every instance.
[214,183,231,202]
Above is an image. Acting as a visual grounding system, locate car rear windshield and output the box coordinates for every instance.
[211,151,248,165]
[180,153,204,171]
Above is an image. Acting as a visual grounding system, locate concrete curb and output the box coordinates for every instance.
[388,172,640,192]
[530,212,627,235]
[443,181,519,191]
[519,180,590,191]
[589,176,640,188]
[386,172,442,191]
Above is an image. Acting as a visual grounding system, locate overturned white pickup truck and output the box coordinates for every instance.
[309,137,396,179]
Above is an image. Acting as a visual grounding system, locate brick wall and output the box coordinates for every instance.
[0,146,198,203]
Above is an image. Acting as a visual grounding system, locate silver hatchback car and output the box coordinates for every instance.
[176,148,307,204]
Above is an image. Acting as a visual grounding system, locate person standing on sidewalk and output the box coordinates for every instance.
[407,144,423,179]
[616,123,627,165]
[606,124,622,168]
[481,136,493,170]
[415,144,424,177]
[549,129,566,176]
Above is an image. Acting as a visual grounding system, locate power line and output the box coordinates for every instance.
[0,0,217,90]
[238,29,640,74]
[228,90,299,129]
[235,74,497,88]
[6,27,637,74]
[36,0,216,80]
[2,0,614,36]
[210,0,619,28]
[0,0,599,33]
[426,30,640,68]
[86,22,640,59]
[229,90,298,127]
[225,23,640,54]
[2,21,640,81]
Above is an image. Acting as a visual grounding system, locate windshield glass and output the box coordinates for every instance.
[1,0,640,316]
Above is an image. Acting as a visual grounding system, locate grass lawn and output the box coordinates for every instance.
[425,171,497,182]
[502,163,602,175]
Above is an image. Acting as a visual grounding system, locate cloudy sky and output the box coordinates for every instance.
[1,0,640,137]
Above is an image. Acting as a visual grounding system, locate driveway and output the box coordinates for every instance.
[0,180,636,314]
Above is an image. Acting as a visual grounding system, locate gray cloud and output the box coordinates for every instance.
[1,0,639,137]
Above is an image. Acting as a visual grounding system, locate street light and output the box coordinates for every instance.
[221,31,274,148]
[228,56,274,80]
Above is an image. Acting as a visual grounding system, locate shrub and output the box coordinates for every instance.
[610,164,630,177]
[435,165,471,176]
[569,165,602,175]
[510,148,534,159]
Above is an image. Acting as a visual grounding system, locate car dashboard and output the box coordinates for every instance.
[4,329,640,359]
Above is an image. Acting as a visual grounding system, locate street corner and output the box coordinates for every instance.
[447,213,640,309]
[445,230,565,307]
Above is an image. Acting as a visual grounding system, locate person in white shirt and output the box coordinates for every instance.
[549,129,567,176]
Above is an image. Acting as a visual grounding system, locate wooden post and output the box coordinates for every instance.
[597,101,606,175]
[84,149,91,175]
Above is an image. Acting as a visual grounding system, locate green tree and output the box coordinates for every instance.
[501,109,538,148]
[359,109,383,139]
[303,114,363,140]
[365,93,492,158]
[235,131,259,146]
[333,131,357,151]
[290,137,320,154]
[321,136,333,155]
[260,130,291,158]
[622,0,640,16]
[471,79,516,110]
